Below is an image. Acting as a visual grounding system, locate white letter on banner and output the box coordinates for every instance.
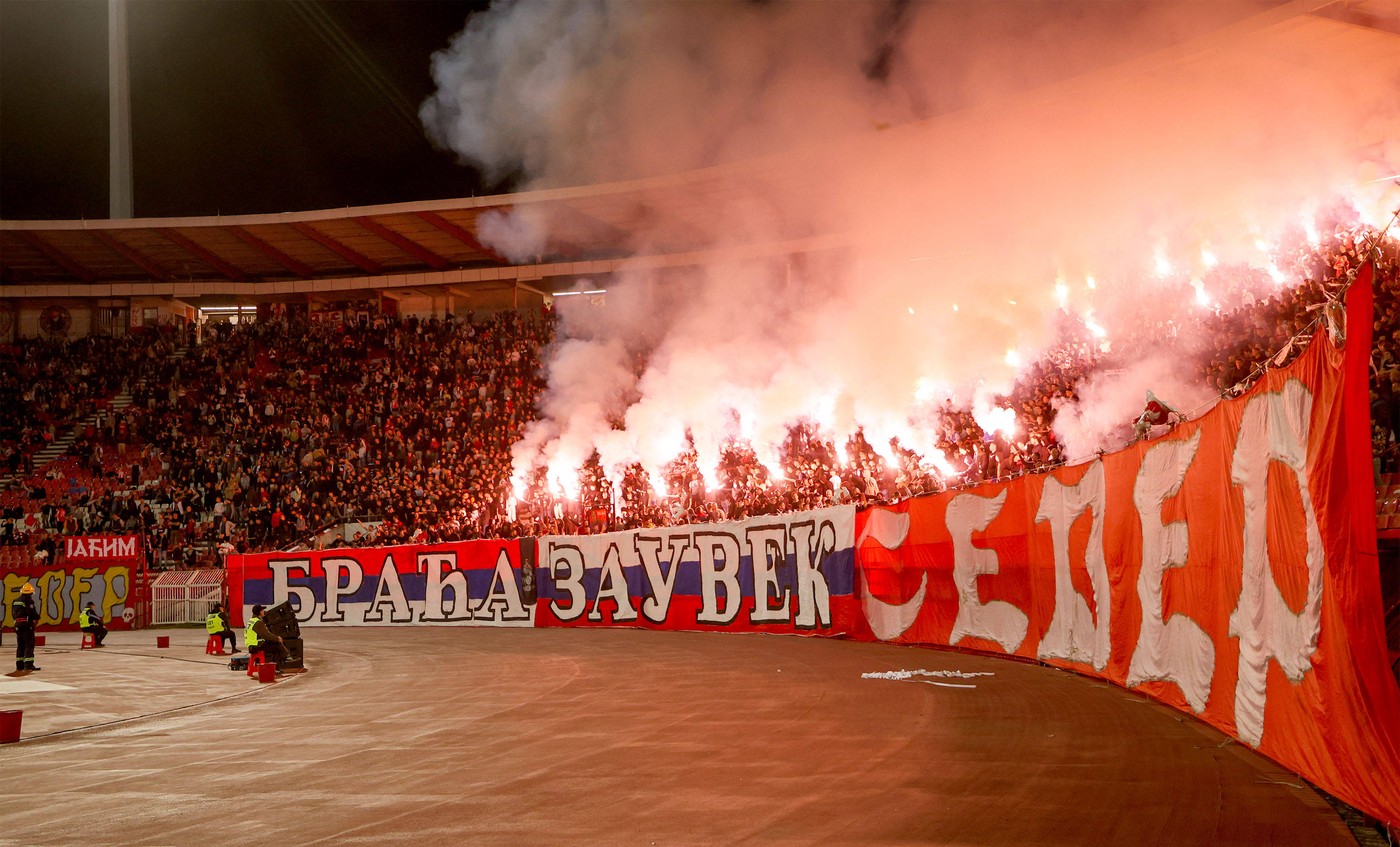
[1127,431,1214,712]
[857,509,922,641]
[588,543,637,623]
[636,534,689,624]
[947,492,1028,652]
[696,531,742,625]
[789,519,834,629]
[269,559,316,621]
[322,557,364,623]
[1229,379,1324,746]
[363,554,413,623]
[1036,462,1111,670]
[746,525,791,624]
[548,543,587,622]
[422,551,471,622]
[476,549,530,622]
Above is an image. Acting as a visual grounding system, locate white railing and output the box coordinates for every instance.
[148,569,225,626]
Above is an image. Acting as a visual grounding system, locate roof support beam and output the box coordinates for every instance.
[414,210,508,264]
[229,226,316,278]
[356,217,451,270]
[90,230,168,281]
[515,280,548,298]
[290,222,382,274]
[157,228,247,281]
[14,231,97,283]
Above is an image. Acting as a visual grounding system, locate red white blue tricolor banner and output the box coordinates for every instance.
[535,506,857,634]
[228,538,536,627]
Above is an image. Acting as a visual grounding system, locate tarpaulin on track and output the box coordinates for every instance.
[227,538,535,627]
[854,265,1400,825]
[535,506,857,634]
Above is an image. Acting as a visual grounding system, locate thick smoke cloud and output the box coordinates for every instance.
[422,0,1400,486]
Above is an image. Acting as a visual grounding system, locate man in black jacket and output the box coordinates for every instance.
[11,583,40,673]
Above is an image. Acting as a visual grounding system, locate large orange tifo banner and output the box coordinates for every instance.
[854,264,1400,825]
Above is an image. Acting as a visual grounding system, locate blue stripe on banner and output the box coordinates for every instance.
[242,568,511,605]
[241,550,851,607]
[534,549,855,601]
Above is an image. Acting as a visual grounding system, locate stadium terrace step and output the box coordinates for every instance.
[0,389,134,490]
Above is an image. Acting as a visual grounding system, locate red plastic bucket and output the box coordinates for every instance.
[0,710,22,744]
[32,635,45,647]
[156,635,170,648]
[257,662,277,684]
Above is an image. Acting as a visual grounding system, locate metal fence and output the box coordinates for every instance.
[149,568,225,626]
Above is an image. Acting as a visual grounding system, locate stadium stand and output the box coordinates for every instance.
[0,219,1395,567]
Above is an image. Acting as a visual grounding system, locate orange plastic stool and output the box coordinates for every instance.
[205,635,225,656]
[80,632,96,650]
[247,652,264,677]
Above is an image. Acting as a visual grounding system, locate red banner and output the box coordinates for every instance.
[227,538,536,627]
[854,265,1400,825]
[3,562,143,632]
[64,534,141,561]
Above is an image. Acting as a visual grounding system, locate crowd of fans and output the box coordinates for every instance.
[504,219,1397,535]
[0,217,1397,565]
[0,331,182,478]
[138,310,549,555]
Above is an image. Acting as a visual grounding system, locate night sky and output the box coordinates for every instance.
[0,0,492,220]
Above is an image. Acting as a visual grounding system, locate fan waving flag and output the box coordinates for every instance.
[1138,390,1177,426]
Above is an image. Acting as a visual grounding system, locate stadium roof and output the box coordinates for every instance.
[0,157,838,301]
[0,200,515,286]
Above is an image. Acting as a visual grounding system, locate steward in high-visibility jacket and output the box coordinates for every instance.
[79,602,107,648]
[206,603,238,653]
[245,604,287,669]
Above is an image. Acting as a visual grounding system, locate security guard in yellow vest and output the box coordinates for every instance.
[245,605,287,669]
[79,602,107,647]
[206,603,238,653]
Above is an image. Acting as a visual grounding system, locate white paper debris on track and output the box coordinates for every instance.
[861,668,995,687]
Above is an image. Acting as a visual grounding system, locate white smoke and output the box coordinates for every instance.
[477,207,546,264]
[1052,357,1215,461]
[422,0,1400,484]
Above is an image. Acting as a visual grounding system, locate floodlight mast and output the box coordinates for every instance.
[109,0,133,219]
